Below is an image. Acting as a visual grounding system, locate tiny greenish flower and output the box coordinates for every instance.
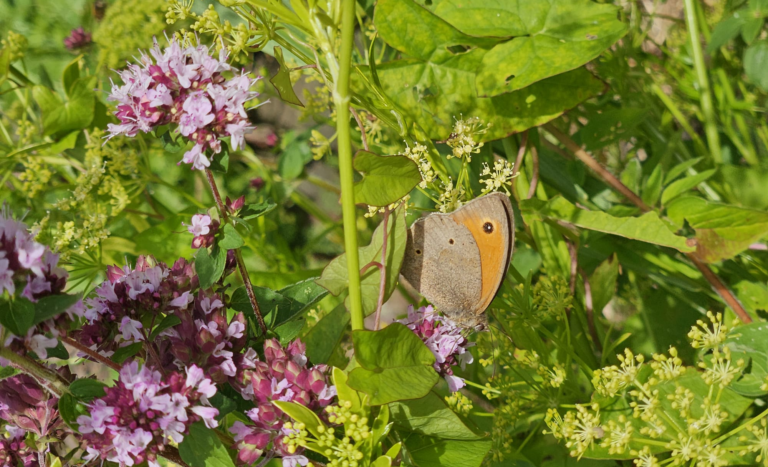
[480,159,516,194]
[445,392,473,416]
[564,404,604,459]
[744,419,768,466]
[700,347,744,388]
[689,401,728,435]
[697,443,728,467]
[631,446,659,467]
[438,179,465,213]
[688,311,729,350]
[651,346,684,380]
[404,142,435,188]
[445,116,489,162]
[601,416,633,455]
[629,385,659,421]
[668,434,702,465]
[668,386,695,418]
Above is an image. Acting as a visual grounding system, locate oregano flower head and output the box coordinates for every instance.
[106,36,264,170]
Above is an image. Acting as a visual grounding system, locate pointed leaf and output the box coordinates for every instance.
[0,298,35,336]
[353,151,421,207]
[661,169,716,206]
[179,422,236,467]
[270,46,304,107]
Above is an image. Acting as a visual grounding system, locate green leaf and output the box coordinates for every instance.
[219,224,244,250]
[45,341,69,360]
[589,254,619,315]
[32,77,96,136]
[269,46,304,107]
[273,401,325,438]
[209,392,237,420]
[390,392,483,440]
[278,132,312,180]
[209,150,230,174]
[240,201,277,220]
[33,294,81,326]
[745,40,768,91]
[0,366,19,381]
[667,197,768,263]
[660,169,717,206]
[347,323,439,405]
[316,207,407,316]
[665,157,703,183]
[333,367,362,412]
[179,422,236,467]
[111,343,143,365]
[196,245,227,289]
[274,319,304,344]
[725,322,768,396]
[62,55,82,97]
[576,108,648,151]
[149,314,182,341]
[371,0,606,140]
[424,0,628,96]
[642,164,664,208]
[706,15,745,52]
[521,197,695,252]
[0,298,35,336]
[230,278,328,330]
[69,379,107,400]
[305,303,349,364]
[403,434,491,467]
[353,151,421,207]
[133,214,195,264]
[57,394,85,430]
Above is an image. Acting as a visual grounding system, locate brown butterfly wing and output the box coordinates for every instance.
[400,214,482,320]
[449,192,515,318]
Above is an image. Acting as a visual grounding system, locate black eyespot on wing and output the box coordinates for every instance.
[483,222,493,233]
[415,249,422,255]
[449,239,455,245]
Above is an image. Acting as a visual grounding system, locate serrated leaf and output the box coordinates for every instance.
[111,343,143,365]
[270,46,303,107]
[0,298,35,336]
[69,379,107,400]
[33,294,81,326]
[353,151,421,207]
[219,224,244,250]
[179,422,236,467]
[347,323,439,405]
[521,197,695,252]
[661,169,717,206]
[149,314,182,341]
[667,197,768,263]
[316,208,407,316]
[196,245,227,289]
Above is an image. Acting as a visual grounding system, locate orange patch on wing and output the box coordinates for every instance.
[451,209,506,312]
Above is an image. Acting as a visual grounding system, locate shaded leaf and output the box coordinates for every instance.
[45,342,69,360]
[111,343,143,365]
[33,294,81,326]
[69,379,107,400]
[240,201,277,220]
[403,434,491,467]
[706,15,745,52]
[576,108,648,150]
[0,298,35,336]
[745,40,768,91]
[32,77,96,136]
[149,314,182,341]
[230,278,328,329]
[316,208,407,316]
[353,151,421,207]
[589,254,619,315]
[642,164,664,208]
[270,46,304,107]
[196,245,227,289]
[219,224,244,250]
[179,422,236,467]
[304,303,349,365]
[348,323,439,405]
[389,392,483,440]
[725,322,768,396]
[660,169,716,206]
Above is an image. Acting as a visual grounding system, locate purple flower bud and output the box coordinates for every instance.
[250,177,264,191]
[64,27,92,50]
[284,361,302,385]
[307,368,326,394]
[263,339,286,362]
[226,195,245,214]
[270,358,286,380]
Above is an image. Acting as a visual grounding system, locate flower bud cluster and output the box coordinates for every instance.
[397,305,474,392]
[0,374,64,439]
[229,339,336,466]
[0,425,37,467]
[79,254,244,382]
[77,362,219,467]
[106,36,264,170]
[0,208,84,358]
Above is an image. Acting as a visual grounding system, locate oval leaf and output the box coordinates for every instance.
[353,151,421,207]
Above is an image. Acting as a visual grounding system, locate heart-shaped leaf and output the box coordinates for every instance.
[353,151,421,207]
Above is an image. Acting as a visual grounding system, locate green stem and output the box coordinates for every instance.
[464,379,499,393]
[335,0,363,331]
[0,347,69,397]
[683,0,721,163]
[712,406,768,444]
[650,84,708,156]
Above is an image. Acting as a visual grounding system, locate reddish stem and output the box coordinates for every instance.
[61,336,121,372]
[350,106,369,152]
[374,207,389,330]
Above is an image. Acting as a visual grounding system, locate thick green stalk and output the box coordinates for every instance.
[336,0,364,331]
[0,347,69,396]
[683,0,722,163]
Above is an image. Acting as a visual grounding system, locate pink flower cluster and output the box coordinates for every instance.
[80,255,242,382]
[0,425,37,467]
[0,374,63,439]
[397,306,474,392]
[77,362,218,467]
[0,207,68,304]
[186,213,218,249]
[106,37,263,170]
[230,339,336,466]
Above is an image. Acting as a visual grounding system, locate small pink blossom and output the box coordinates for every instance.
[187,214,212,236]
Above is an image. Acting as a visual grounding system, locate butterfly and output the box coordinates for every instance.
[400,192,515,330]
